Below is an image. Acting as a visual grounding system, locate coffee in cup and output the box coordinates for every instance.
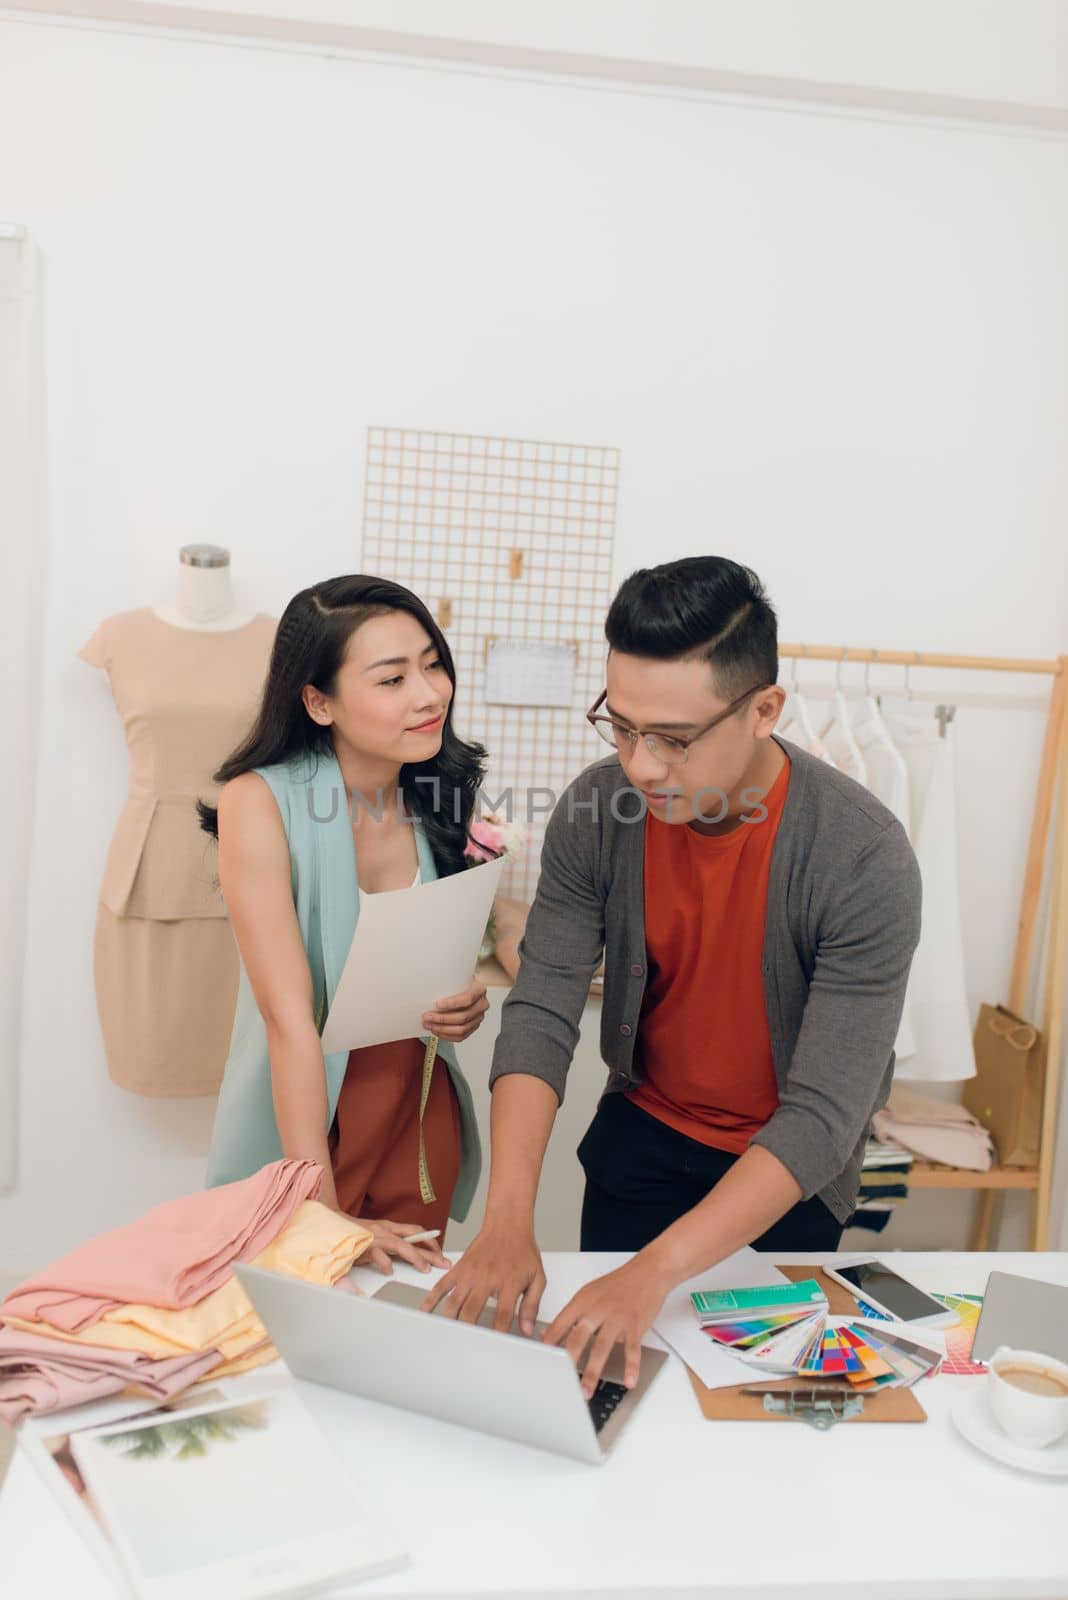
[988,1346,1068,1449]
[998,1365,1068,1398]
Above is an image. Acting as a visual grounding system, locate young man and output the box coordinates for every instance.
[424,556,921,1399]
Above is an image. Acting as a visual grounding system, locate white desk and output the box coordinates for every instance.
[3,1252,1067,1599]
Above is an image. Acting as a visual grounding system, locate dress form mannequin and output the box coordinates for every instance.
[152,545,256,632]
[78,555,276,1096]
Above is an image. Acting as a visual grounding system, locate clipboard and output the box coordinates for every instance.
[686,1266,927,1424]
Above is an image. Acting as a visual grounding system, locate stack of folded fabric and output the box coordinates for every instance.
[0,1160,373,1426]
[873,1084,994,1172]
[850,1135,915,1233]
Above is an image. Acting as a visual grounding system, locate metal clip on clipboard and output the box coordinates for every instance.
[740,1386,865,1430]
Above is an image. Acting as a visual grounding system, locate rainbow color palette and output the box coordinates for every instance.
[691,1282,946,1390]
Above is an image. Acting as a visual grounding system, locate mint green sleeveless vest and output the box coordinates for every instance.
[205,749,481,1221]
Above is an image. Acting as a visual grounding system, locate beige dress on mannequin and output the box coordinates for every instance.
[78,607,276,1095]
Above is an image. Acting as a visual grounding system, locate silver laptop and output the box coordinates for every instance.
[235,1264,668,1466]
[972,1272,1068,1365]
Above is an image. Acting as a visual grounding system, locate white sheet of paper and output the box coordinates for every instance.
[320,855,507,1053]
[484,638,575,708]
[651,1247,790,1391]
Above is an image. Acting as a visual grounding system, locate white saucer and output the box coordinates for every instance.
[952,1383,1068,1477]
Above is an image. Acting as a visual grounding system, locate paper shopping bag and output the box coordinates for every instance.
[962,1003,1045,1167]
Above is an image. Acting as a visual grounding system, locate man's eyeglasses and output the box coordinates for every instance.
[586,682,772,767]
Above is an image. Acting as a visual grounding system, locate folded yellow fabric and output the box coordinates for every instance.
[256,1199,373,1286]
[104,1288,260,1359]
[200,1340,280,1381]
[0,1203,372,1363]
[0,1293,257,1361]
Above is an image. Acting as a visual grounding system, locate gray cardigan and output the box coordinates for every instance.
[488,735,922,1224]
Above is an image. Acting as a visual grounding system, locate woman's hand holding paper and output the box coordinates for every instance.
[422,978,489,1042]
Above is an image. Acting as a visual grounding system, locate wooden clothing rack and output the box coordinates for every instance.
[779,643,1068,1250]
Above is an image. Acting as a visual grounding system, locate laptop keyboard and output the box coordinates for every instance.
[587,1379,629,1433]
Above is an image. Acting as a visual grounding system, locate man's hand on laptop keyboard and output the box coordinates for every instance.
[419,1218,546,1334]
[541,1257,673,1399]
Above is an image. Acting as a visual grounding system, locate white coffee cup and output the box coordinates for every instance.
[988,1346,1068,1449]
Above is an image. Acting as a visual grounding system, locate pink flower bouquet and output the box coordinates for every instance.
[465,811,528,960]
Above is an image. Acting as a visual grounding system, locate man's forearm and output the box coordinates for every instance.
[483,1074,559,1225]
[641,1145,803,1285]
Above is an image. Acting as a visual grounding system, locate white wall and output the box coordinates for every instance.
[1,13,1066,1272]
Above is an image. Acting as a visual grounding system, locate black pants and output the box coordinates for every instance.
[578,1092,843,1253]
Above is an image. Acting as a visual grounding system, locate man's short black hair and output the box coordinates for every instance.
[604,556,778,702]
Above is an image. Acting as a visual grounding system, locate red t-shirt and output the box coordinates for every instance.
[627,751,791,1154]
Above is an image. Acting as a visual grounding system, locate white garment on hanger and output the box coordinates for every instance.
[854,699,916,1061]
[882,709,974,1082]
[854,698,910,829]
[819,690,867,786]
[777,691,837,764]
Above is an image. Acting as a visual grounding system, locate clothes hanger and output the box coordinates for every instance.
[817,649,867,782]
[854,653,909,825]
[916,654,958,737]
[935,704,957,739]
[858,651,898,752]
[898,654,956,738]
[778,646,824,752]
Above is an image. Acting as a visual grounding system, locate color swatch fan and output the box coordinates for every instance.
[691,1280,945,1391]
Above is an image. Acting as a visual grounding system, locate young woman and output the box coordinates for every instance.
[199,575,492,1275]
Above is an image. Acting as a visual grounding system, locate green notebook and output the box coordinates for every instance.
[691,1279,828,1318]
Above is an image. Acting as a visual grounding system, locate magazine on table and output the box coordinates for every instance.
[22,1384,407,1598]
[19,1384,235,1586]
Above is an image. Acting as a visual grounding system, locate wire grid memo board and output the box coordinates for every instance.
[361,426,620,901]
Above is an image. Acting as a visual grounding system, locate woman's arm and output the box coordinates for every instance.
[489,896,529,982]
[217,773,339,1211]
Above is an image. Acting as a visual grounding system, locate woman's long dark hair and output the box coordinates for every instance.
[197,576,488,878]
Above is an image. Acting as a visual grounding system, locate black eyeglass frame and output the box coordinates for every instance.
[585,681,773,764]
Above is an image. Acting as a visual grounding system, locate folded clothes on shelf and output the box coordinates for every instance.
[849,1135,915,1232]
[873,1085,994,1172]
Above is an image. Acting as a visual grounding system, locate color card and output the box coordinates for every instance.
[702,1311,812,1348]
[932,1293,985,1376]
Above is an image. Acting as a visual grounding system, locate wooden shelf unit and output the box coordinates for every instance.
[908,1163,1039,1192]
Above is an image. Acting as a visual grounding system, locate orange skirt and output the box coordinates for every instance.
[328,1039,461,1242]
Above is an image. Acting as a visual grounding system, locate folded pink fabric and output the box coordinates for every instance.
[873,1087,993,1172]
[0,1327,223,1426]
[0,1159,322,1335]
